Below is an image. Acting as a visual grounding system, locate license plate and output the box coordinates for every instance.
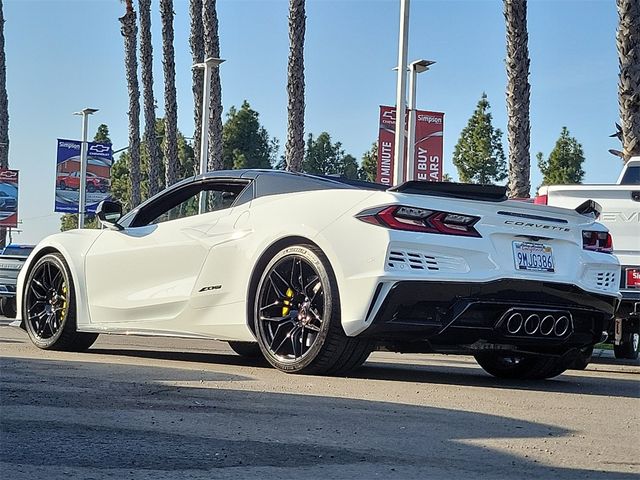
[513,241,555,273]
[626,268,640,289]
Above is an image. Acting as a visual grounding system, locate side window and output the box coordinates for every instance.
[145,182,250,226]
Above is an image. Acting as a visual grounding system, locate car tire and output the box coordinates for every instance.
[571,346,593,370]
[614,333,639,360]
[0,297,16,318]
[59,181,66,190]
[228,341,263,358]
[253,244,372,375]
[474,352,569,380]
[23,253,98,351]
[87,184,95,193]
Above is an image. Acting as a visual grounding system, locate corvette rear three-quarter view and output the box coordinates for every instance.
[16,170,620,379]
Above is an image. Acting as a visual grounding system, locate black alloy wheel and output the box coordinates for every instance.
[24,253,98,351]
[254,244,372,375]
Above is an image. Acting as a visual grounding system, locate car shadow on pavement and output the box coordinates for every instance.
[88,347,272,368]
[85,347,640,400]
[0,356,636,480]
[353,361,640,399]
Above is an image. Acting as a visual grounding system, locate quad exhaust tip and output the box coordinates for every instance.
[504,311,571,338]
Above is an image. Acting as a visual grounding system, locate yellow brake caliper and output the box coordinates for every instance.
[60,283,68,321]
[282,288,294,316]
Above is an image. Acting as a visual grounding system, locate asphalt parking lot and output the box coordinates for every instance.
[0,322,638,479]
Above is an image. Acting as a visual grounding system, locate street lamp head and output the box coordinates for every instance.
[73,108,99,116]
[192,57,226,69]
[410,59,436,74]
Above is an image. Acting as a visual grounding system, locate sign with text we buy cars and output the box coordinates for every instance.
[376,106,444,185]
[55,139,113,214]
[0,169,19,228]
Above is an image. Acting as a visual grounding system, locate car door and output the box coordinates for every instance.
[84,178,251,327]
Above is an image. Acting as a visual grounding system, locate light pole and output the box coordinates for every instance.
[73,108,98,228]
[406,59,435,182]
[192,57,225,214]
[393,0,410,187]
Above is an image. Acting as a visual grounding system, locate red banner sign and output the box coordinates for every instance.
[0,169,18,228]
[377,106,444,185]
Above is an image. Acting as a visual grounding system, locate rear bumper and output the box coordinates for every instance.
[360,279,619,353]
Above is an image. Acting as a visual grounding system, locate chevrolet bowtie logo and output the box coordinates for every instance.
[89,144,110,154]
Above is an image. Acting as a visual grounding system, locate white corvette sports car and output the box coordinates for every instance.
[17,170,620,378]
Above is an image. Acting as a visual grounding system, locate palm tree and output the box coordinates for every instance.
[285,0,306,172]
[504,0,531,198]
[119,0,141,208]
[0,0,8,171]
[0,0,8,248]
[138,0,161,197]
[160,0,178,186]
[190,0,204,174]
[617,0,640,161]
[203,0,223,171]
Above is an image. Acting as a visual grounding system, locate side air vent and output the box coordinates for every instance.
[386,249,468,273]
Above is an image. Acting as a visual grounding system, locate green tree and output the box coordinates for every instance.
[60,125,112,231]
[222,101,278,169]
[359,142,378,182]
[110,118,195,210]
[537,127,585,186]
[452,94,507,185]
[93,124,112,144]
[303,132,359,179]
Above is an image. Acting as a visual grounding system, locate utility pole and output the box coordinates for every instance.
[192,57,225,214]
[73,108,98,228]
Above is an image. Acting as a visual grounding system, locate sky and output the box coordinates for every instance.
[3,0,623,244]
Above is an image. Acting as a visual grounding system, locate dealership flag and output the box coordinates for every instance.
[376,106,444,185]
[0,169,19,228]
[55,139,113,214]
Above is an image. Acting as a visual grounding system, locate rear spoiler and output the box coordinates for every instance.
[389,181,507,202]
[575,199,602,219]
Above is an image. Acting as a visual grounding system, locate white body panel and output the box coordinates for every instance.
[17,173,620,342]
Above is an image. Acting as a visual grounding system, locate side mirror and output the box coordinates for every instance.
[96,200,123,230]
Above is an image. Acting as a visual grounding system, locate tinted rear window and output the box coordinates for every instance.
[620,165,640,185]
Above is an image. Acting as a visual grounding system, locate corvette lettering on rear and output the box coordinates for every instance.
[504,220,570,232]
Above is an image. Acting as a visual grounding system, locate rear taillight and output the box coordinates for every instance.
[356,205,481,237]
[533,194,548,205]
[582,231,613,254]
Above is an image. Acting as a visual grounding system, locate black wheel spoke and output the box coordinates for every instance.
[31,279,47,295]
[260,314,293,323]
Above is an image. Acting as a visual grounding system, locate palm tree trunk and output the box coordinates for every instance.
[286,0,306,172]
[617,0,640,161]
[0,0,8,170]
[120,0,141,208]
[504,0,531,198]
[0,0,8,247]
[203,0,223,171]
[190,0,204,175]
[161,0,179,186]
[139,0,161,197]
